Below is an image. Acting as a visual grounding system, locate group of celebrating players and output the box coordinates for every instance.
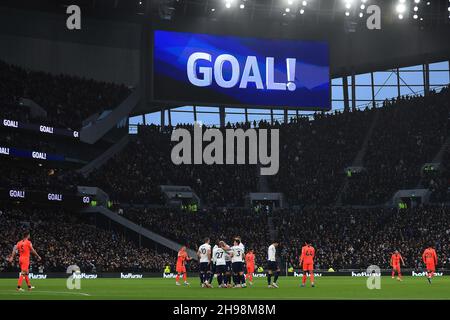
[175,237,318,288]
[175,237,252,288]
[5,231,440,291]
[175,237,440,289]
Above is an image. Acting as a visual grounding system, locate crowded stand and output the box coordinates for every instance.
[269,108,375,205]
[0,159,81,192]
[92,88,450,208]
[1,203,449,272]
[122,207,269,266]
[272,206,450,270]
[88,124,258,206]
[343,87,450,205]
[0,206,174,273]
[1,64,449,274]
[0,130,59,154]
[0,60,131,129]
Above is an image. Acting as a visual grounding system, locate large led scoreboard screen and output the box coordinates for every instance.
[152,30,331,110]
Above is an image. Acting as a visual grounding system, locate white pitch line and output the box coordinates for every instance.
[0,290,91,296]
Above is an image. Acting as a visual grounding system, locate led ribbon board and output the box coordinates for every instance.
[1,119,79,138]
[153,30,330,110]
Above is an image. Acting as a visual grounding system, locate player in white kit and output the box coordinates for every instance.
[197,238,212,288]
[230,239,246,288]
[224,244,232,288]
[210,241,219,285]
[267,242,280,288]
[214,241,228,288]
[234,237,246,287]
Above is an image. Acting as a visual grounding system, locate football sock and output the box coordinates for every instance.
[24,276,31,287]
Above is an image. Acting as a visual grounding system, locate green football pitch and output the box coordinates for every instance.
[0,277,449,300]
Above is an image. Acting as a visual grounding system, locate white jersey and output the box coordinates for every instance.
[224,250,231,262]
[239,243,245,251]
[198,243,211,263]
[268,244,276,261]
[212,245,219,264]
[214,247,226,266]
[231,245,245,263]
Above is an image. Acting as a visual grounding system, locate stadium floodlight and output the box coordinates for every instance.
[396,4,406,14]
[343,0,353,16]
[395,0,407,20]
[225,0,235,9]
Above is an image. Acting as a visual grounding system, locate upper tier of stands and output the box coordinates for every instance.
[343,88,450,205]
[0,60,130,129]
[88,86,449,206]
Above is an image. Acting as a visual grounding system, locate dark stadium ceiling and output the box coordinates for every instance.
[2,0,450,26]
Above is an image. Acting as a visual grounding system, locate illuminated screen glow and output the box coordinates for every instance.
[153,30,331,110]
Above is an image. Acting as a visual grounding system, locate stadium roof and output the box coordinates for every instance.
[3,0,450,26]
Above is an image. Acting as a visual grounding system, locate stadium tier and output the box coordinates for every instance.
[274,206,450,270]
[0,60,131,130]
[87,124,258,206]
[123,207,269,265]
[343,88,450,205]
[0,206,175,273]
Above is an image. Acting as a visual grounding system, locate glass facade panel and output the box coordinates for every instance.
[130,61,449,129]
